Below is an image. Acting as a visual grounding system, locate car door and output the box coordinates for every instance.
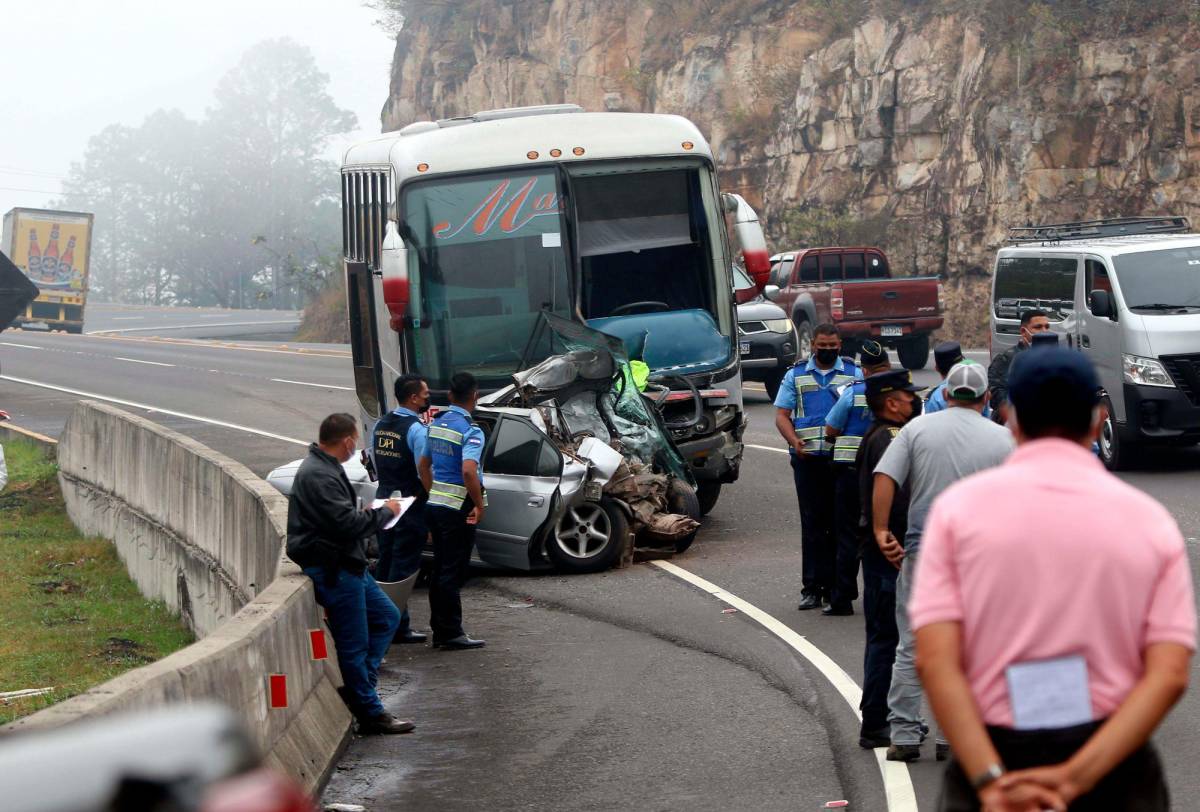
[476,415,562,569]
[1079,256,1125,421]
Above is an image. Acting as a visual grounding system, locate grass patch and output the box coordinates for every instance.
[0,439,194,724]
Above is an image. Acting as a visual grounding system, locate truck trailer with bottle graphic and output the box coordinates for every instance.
[1,207,94,333]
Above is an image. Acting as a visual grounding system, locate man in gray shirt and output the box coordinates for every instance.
[872,360,1014,762]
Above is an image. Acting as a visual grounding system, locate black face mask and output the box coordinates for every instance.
[418,401,431,414]
[814,348,839,365]
[908,396,923,419]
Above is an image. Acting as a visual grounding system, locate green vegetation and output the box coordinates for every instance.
[0,440,193,724]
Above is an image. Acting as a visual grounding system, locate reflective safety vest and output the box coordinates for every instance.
[792,359,859,455]
[832,381,873,464]
[426,408,486,511]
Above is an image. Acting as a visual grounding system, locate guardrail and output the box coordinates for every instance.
[0,402,351,794]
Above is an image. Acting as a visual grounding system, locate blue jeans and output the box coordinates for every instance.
[304,566,400,718]
[889,554,947,746]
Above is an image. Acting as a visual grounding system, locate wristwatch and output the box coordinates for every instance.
[970,763,1005,791]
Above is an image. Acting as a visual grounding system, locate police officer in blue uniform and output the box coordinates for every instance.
[372,373,431,644]
[418,372,487,650]
[774,323,862,611]
[824,341,892,616]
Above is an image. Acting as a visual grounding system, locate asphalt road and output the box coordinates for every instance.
[4,309,1200,810]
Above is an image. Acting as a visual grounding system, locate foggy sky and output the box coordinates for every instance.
[0,0,395,218]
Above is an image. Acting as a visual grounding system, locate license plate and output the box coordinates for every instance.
[739,341,751,355]
[880,325,903,337]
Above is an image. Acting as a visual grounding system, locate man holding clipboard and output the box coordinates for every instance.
[286,413,416,735]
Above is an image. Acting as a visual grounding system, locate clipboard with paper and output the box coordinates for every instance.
[371,496,417,530]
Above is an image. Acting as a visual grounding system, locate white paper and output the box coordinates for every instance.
[372,496,416,530]
[1006,655,1093,730]
[542,232,562,248]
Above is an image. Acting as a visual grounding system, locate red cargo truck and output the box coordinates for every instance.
[765,247,943,369]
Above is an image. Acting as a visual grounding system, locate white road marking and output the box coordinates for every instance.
[0,341,43,350]
[110,316,144,321]
[115,356,175,367]
[0,374,307,446]
[744,382,767,391]
[271,378,355,392]
[88,319,300,335]
[651,559,917,811]
[748,442,788,455]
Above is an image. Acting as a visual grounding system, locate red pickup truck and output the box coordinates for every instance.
[765,247,943,369]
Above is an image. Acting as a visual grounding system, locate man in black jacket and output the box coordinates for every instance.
[286,413,414,735]
[987,309,1051,424]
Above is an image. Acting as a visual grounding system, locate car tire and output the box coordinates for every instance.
[763,369,784,402]
[1099,395,1135,471]
[794,319,813,363]
[667,479,702,554]
[897,334,930,370]
[696,480,722,516]
[546,497,629,574]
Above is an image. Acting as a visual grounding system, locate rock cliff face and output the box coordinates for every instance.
[381,1,1200,343]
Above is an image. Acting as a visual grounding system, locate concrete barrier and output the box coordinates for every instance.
[2,402,351,795]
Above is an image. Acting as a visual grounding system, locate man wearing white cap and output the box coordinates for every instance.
[872,360,1014,761]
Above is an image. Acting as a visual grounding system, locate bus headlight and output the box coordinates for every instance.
[1122,355,1175,388]
[764,318,793,334]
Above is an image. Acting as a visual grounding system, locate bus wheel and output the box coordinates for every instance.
[668,480,702,553]
[897,334,930,370]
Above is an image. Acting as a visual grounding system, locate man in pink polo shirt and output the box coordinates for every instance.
[911,348,1194,811]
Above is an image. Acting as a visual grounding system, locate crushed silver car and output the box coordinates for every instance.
[266,315,701,574]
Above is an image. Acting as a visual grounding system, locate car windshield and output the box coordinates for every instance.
[401,169,573,391]
[1114,246,1200,311]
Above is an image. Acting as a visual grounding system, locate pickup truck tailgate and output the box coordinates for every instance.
[841,277,940,321]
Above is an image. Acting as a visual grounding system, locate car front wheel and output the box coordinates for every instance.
[546,498,629,574]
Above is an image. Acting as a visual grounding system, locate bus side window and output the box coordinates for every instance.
[819,253,842,282]
[798,255,819,283]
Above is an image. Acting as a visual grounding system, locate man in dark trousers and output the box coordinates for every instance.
[372,373,431,644]
[774,323,861,611]
[824,340,892,616]
[419,372,487,650]
[855,368,923,749]
[987,309,1051,424]
[286,413,414,734]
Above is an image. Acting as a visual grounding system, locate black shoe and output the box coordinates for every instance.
[357,712,415,735]
[394,629,428,644]
[936,742,951,762]
[797,594,824,611]
[858,728,890,749]
[886,744,921,762]
[822,603,854,616]
[435,634,485,650]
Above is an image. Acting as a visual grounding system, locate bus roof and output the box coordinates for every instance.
[342,108,714,183]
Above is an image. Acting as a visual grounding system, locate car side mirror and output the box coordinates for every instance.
[763,284,781,302]
[1089,289,1115,320]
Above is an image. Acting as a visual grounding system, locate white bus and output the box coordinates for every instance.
[340,104,769,514]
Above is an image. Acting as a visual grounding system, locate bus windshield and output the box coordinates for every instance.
[401,169,572,391]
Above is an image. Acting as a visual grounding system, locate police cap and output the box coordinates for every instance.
[865,368,922,400]
[934,341,964,375]
[859,339,888,366]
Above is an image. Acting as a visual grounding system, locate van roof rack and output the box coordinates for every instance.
[1007,216,1191,244]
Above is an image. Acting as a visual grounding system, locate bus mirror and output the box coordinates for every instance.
[723,193,771,290]
[380,221,409,332]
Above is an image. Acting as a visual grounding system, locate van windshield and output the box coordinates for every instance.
[1115,247,1200,312]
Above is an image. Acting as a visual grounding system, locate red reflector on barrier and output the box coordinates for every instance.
[269,674,287,709]
[310,629,328,660]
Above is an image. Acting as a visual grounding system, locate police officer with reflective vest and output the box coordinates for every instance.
[418,372,487,650]
[823,341,892,616]
[774,323,862,611]
[372,373,431,644]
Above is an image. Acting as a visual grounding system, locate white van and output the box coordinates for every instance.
[990,217,1200,470]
